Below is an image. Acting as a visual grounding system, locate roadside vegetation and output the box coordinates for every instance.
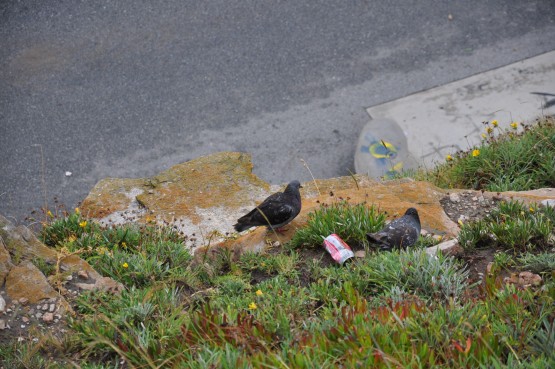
[420,116,555,191]
[2,117,555,368]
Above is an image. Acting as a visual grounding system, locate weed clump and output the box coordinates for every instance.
[458,201,554,252]
[289,201,386,248]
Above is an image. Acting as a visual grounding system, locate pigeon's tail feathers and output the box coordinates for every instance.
[234,222,251,233]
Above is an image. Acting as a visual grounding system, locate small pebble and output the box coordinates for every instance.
[49,304,56,312]
[78,270,89,279]
[22,317,30,323]
[42,312,54,323]
[354,250,366,258]
[18,297,29,306]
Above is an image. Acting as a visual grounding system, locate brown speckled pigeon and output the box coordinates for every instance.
[367,207,421,250]
[234,180,302,232]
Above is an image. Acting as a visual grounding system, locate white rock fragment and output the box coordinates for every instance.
[425,239,462,257]
[449,193,460,203]
[541,199,555,208]
[65,171,72,176]
[0,295,5,312]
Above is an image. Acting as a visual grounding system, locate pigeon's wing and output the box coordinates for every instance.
[249,197,296,227]
[236,192,293,226]
[366,231,389,244]
[386,226,414,246]
[384,218,419,248]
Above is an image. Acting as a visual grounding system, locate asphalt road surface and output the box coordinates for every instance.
[1,1,555,224]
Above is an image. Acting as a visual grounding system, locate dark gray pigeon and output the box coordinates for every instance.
[366,207,421,250]
[233,180,302,232]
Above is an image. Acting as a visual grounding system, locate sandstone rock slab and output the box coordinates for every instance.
[6,261,59,303]
[0,215,107,283]
[81,152,270,248]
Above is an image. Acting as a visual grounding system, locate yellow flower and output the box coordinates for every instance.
[529,207,535,213]
[458,219,464,226]
[510,122,518,129]
[472,149,480,157]
[122,242,127,248]
[68,235,77,242]
[248,302,257,310]
[481,133,487,139]
[256,289,263,296]
[122,262,129,268]
[79,221,87,228]
[486,127,493,134]
[47,210,53,218]
[75,207,80,214]
[491,120,498,127]
[446,154,453,162]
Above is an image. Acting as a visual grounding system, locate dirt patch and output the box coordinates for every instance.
[440,190,502,224]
